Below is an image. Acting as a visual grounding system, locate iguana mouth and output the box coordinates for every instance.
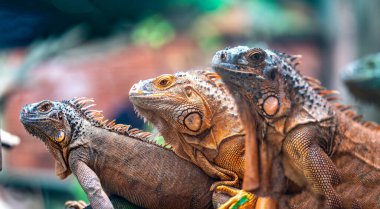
[129,93,169,98]
[213,63,258,76]
[129,93,182,109]
[20,117,59,124]
[213,63,240,72]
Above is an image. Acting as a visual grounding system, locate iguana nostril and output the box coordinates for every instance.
[220,52,226,60]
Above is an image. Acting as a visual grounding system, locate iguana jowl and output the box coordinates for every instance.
[20,97,224,209]
[129,70,246,189]
[212,46,380,208]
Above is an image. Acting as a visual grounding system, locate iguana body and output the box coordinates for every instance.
[212,46,380,208]
[129,70,245,188]
[20,98,226,209]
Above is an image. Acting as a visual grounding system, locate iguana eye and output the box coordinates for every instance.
[160,79,169,86]
[247,49,266,63]
[153,74,175,89]
[38,102,52,113]
[55,131,65,143]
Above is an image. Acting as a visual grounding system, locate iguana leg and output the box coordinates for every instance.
[65,200,87,209]
[194,151,240,190]
[215,185,256,209]
[283,127,343,208]
[210,166,240,190]
[255,197,277,209]
[70,159,114,209]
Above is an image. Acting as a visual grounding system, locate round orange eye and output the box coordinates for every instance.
[55,131,65,143]
[153,74,175,89]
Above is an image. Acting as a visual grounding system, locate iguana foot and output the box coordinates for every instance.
[210,179,239,191]
[65,200,88,209]
[215,185,256,209]
[210,166,240,191]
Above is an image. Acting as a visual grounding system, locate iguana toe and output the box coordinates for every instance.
[215,185,256,209]
[65,200,88,209]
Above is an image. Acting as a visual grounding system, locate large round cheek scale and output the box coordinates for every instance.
[263,96,279,116]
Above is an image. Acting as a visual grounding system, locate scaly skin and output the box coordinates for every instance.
[20,97,231,209]
[65,195,142,209]
[129,70,277,209]
[129,70,245,189]
[212,46,380,208]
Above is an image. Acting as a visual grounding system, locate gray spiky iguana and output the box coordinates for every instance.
[212,46,380,208]
[129,70,277,209]
[19,97,234,209]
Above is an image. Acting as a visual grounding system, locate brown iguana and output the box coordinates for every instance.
[212,46,380,208]
[19,97,232,209]
[129,70,277,209]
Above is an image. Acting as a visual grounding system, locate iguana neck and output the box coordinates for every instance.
[281,64,336,126]
[187,96,244,160]
[61,98,163,156]
[212,111,244,142]
[146,115,198,163]
[68,119,131,147]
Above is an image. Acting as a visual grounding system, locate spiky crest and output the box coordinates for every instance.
[63,97,171,149]
[277,50,380,131]
[190,70,238,118]
[290,60,380,131]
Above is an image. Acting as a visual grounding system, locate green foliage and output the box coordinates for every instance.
[174,0,230,11]
[154,135,166,146]
[245,0,314,37]
[131,15,175,48]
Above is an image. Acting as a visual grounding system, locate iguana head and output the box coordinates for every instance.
[212,46,337,126]
[20,99,75,179]
[212,46,306,121]
[129,70,243,159]
[20,97,139,179]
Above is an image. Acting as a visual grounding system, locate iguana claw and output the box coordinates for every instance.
[215,185,256,209]
[65,200,88,209]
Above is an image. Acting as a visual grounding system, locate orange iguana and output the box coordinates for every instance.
[129,70,277,209]
[129,70,246,189]
[212,46,380,208]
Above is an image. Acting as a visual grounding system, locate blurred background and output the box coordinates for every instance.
[0,0,380,208]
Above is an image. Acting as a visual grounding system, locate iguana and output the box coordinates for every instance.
[342,52,380,106]
[129,70,277,209]
[129,70,245,189]
[212,46,380,208]
[19,97,233,209]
